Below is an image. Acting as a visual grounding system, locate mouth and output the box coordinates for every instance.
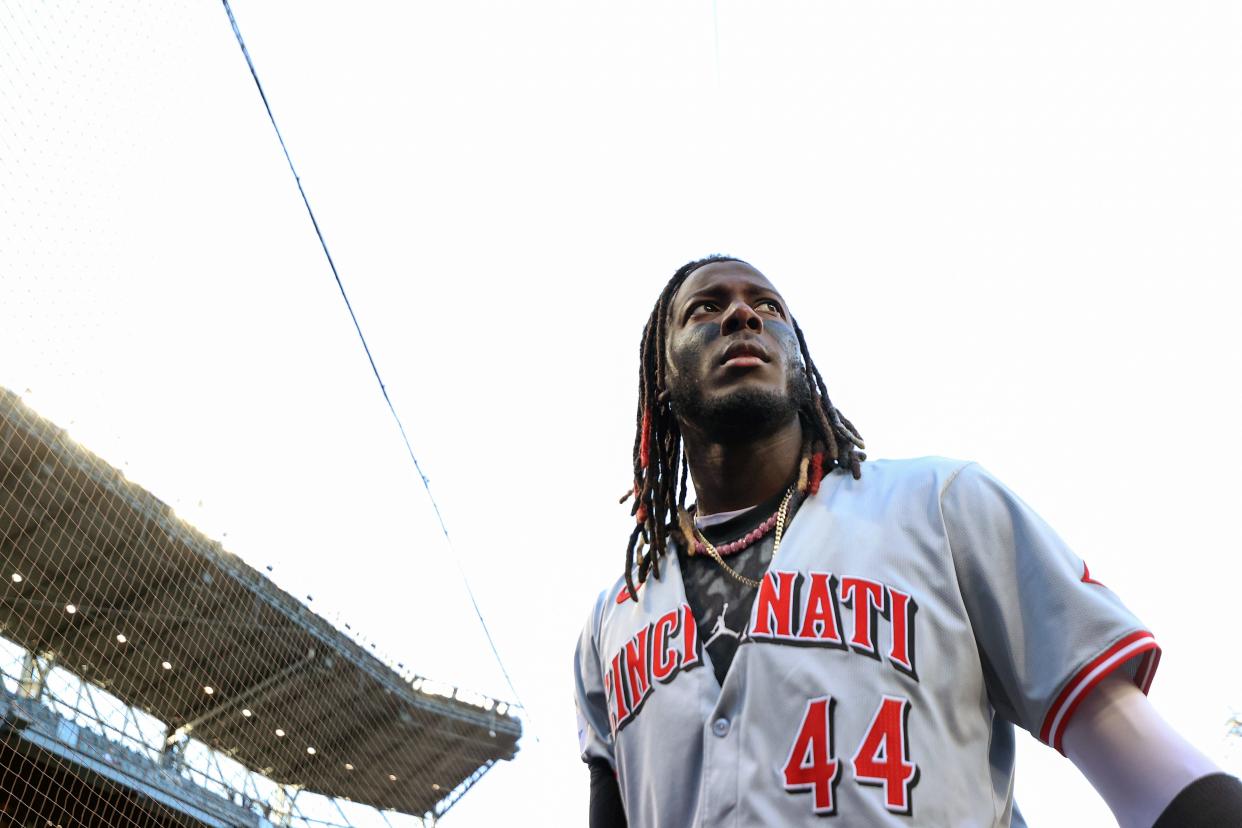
[719,340,771,369]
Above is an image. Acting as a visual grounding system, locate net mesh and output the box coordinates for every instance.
[0,2,520,826]
[0,393,519,827]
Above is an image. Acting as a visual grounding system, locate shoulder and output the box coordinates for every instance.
[861,455,975,481]
[829,456,977,501]
[788,456,979,537]
[573,583,615,664]
[582,580,621,630]
[851,458,1035,527]
[579,569,642,639]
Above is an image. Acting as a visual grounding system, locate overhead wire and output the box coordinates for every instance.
[712,0,722,83]
[217,0,531,737]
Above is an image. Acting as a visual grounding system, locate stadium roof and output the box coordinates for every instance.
[0,388,520,818]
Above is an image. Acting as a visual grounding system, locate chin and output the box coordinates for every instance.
[682,386,799,444]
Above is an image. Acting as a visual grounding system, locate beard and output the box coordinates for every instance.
[669,365,813,445]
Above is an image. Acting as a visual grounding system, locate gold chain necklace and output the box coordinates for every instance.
[694,486,794,589]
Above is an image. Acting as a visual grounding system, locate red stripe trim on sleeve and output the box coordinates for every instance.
[1137,648,1161,695]
[1134,650,1153,694]
[1038,630,1160,753]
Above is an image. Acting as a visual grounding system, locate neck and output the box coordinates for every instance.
[681,415,803,515]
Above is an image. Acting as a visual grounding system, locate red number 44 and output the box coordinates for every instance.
[782,695,919,816]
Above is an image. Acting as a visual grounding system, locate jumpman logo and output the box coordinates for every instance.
[704,602,742,647]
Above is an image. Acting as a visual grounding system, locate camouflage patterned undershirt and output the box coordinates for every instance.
[678,487,805,688]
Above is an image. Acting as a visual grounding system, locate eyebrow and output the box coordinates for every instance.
[678,284,785,308]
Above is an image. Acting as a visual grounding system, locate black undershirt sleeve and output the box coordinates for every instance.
[1152,772,1242,828]
[588,759,627,828]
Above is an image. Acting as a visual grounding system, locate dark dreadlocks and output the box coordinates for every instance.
[620,255,866,602]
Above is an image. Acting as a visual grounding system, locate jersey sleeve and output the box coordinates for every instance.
[940,462,1161,753]
[574,592,616,767]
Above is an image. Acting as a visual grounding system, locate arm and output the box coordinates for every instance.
[589,759,628,828]
[575,596,626,826]
[937,464,1241,823]
[1063,674,1241,828]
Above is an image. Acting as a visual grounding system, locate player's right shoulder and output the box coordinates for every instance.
[581,572,630,633]
[581,560,666,647]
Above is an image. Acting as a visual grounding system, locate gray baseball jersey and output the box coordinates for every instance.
[573,458,1159,827]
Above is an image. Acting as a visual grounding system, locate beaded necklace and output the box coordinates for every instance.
[694,487,794,589]
[690,489,788,558]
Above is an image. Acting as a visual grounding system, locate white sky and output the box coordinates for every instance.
[2,1,1240,825]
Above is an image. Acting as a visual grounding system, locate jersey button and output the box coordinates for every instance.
[711,718,730,738]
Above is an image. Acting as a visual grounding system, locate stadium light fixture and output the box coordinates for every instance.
[388,774,397,782]
[65,604,76,614]
[10,573,21,583]
[116,634,127,644]
[275,728,285,737]
[204,686,214,695]
[344,763,354,771]
[242,708,252,718]
[432,783,441,791]
[306,747,316,755]
[162,661,172,670]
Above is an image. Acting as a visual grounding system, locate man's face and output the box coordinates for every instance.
[664,261,811,443]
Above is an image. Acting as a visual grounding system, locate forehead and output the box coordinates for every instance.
[671,261,785,307]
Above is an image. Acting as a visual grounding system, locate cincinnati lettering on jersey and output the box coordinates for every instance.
[604,576,917,735]
[605,603,701,734]
[748,570,919,682]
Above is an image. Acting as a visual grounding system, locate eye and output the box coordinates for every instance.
[689,300,721,316]
[757,299,784,316]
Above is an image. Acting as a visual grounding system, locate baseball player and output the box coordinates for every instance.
[573,256,1242,827]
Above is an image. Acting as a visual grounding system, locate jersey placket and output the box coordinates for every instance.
[671,513,804,828]
[668,545,745,828]
[699,680,743,827]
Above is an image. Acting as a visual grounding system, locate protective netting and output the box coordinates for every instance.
[0,395,519,827]
[0,1,520,825]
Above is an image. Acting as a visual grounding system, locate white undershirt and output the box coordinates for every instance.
[693,504,757,530]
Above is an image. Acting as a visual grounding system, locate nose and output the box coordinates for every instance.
[721,300,763,335]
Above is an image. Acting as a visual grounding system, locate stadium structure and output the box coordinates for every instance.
[0,388,521,827]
